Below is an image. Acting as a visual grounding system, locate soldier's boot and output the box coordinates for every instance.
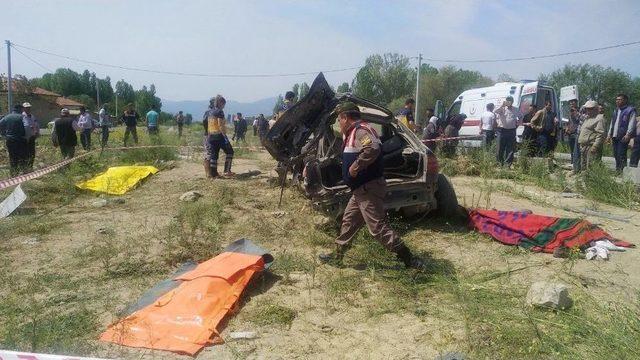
[319,244,348,267]
[396,245,427,271]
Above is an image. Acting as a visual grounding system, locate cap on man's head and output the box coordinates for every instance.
[22,102,32,108]
[60,108,70,115]
[583,100,598,109]
[334,101,360,116]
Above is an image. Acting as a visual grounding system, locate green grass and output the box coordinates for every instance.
[249,301,297,327]
[578,161,639,209]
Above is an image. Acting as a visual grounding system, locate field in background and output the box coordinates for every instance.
[0,126,639,359]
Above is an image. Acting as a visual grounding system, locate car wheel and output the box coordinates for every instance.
[434,173,465,219]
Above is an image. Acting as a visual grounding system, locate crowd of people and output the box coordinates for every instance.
[398,92,637,174]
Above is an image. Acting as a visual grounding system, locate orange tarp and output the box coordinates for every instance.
[100,252,265,356]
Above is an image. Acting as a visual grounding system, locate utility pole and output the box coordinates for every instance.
[6,40,13,109]
[415,53,422,127]
[96,79,101,108]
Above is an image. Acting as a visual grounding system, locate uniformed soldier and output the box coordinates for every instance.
[275,91,297,181]
[319,102,425,270]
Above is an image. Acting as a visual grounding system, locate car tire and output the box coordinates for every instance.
[434,173,464,219]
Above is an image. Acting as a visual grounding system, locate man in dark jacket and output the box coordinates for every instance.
[121,107,140,146]
[319,102,425,270]
[607,94,636,171]
[234,113,248,143]
[54,108,78,159]
[0,104,29,176]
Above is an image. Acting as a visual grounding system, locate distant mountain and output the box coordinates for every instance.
[162,97,277,120]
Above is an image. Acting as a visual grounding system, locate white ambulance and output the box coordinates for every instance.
[439,81,567,146]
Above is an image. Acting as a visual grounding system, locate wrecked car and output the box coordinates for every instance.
[263,73,459,220]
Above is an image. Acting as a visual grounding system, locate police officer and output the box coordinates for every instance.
[203,95,234,178]
[319,102,425,269]
[0,104,29,176]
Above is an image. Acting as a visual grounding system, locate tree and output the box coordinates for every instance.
[135,84,162,114]
[68,94,96,110]
[115,80,136,106]
[496,73,516,82]
[336,82,351,93]
[539,64,639,113]
[273,94,284,114]
[352,53,416,106]
[416,65,492,123]
[185,113,193,125]
[299,82,310,98]
[292,84,300,99]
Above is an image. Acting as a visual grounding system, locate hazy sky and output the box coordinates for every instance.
[3,0,640,102]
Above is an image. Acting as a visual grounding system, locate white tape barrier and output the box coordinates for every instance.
[0,350,110,360]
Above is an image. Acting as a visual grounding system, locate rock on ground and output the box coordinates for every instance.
[525,281,573,310]
[180,191,203,202]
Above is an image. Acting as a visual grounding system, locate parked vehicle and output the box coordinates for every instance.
[442,81,574,146]
[263,73,460,220]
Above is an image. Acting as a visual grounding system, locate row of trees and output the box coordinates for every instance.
[277,52,640,123]
[31,68,163,117]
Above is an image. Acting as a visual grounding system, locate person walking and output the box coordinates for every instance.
[607,94,636,172]
[121,107,140,146]
[494,96,521,166]
[521,104,538,157]
[54,108,78,159]
[479,103,497,149]
[577,101,606,171]
[0,104,29,176]
[21,102,39,170]
[318,102,425,270]
[77,106,95,151]
[442,114,466,157]
[530,100,558,157]
[204,95,234,178]
[234,113,248,143]
[257,114,269,142]
[146,107,159,136]
[175,111,185,137]
[98,104,111,148]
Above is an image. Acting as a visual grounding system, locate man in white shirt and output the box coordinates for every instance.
[98,104,111,148]
[479,103,497,149]
[77,106,95,150]
[21,102,39,170]
[493,96,521,166]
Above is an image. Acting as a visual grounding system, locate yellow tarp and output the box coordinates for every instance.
[76,166,159,195]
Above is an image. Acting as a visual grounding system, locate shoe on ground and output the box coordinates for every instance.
[406,256,428,271]
[223,171,236,177]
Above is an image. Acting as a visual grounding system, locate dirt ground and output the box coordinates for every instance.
[1,146,639,359]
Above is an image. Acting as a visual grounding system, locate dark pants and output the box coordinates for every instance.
[148,126,159,135]
[80,129,92,150]
[6,138,28,176]
[208,134,234,176]
[101,125,109,147]
[572,136,581,172]
[60,144,75,159]
[536,132,554,157]
[26,137,36,169]
[612,138,628,171]
[178,123,183,137]
[124,126,138,146]
[568,135,577,163]
[482,130,495,149]
[496,128,516,166]
[253,125,257,137]
[335,178,404,252]
[630,137,640,167]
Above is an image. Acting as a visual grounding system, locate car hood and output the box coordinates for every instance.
[263,73,337,162]
[264,73,397,163]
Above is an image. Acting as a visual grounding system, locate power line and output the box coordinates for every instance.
[10,42,361,78]
[422,40,640,63]
[10,45,53,72]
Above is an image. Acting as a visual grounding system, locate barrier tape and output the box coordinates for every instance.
[422,135,482,143]
[0,144,264,191]
[0,349,109,360]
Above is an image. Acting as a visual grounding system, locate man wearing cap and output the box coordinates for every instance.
[494,96,521,166]
[397,98,416,131]
[21,102,39,170]
[0,104,29,176]
[54,108,78,159]
[175,111,185,137]
[77,106,95,150]
[121,107,140,146]
[577,101,606,171]
[98,104,111,148]
[319,102,425,270]
[607,93,636,171]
